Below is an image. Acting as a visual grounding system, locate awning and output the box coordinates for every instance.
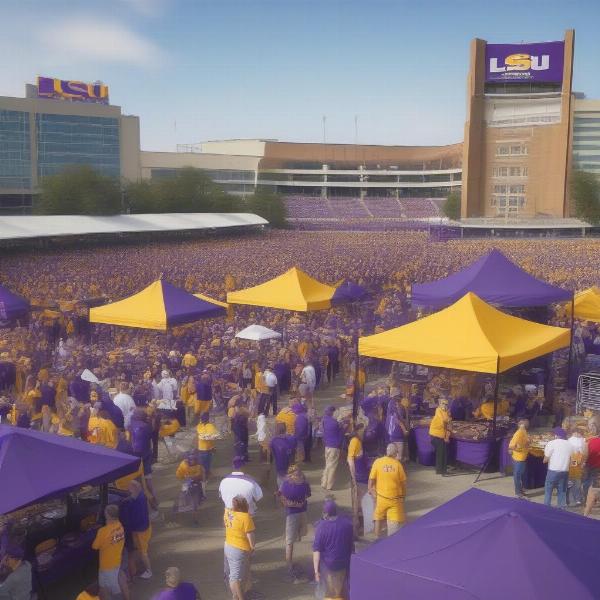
[0,283,30,321]
[569,287,600,322]
[235,324,282,341]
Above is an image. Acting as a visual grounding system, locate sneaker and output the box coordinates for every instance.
[139,570,153,579]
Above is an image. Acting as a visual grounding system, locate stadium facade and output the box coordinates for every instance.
[0,29,598,220]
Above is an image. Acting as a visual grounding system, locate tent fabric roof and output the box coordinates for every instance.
[89,280,226,330]
[358,292,570,374]
[0,425,139,515]
[569,287,600,322]
[0,284,30,321]
[227,267,337,312]
[193,292,228,308]
[331,280,369,305]
[411,249,572,309]
[0,213,267,242]
[235,324,282,341]
[350,488,600,600]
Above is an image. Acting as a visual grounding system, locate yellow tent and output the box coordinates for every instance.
[193,293,228,308]
[359,292,570,374]
[226,267,337,312]
[568,287,600,322]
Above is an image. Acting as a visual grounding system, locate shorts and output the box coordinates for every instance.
[98,567,121,595]
[132,526,152,555]
[224,543,250,583]
[373,496,405,524]
[285,512,308,545]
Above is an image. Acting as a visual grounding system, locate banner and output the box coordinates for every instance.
[485,41,564,84]
[37,76,109,104]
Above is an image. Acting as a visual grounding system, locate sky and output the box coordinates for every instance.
[2,0,599,151]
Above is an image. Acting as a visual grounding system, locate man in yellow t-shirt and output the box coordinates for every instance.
[92,504,127,599]
[88,409,118,449]
[368,444,407,538]
[196,412,219,477]
[474,396,496,420]
[429,399,451,475]
[508,419,530,498]
[276,397,297,435]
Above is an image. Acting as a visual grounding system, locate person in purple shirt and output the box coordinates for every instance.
[152,567,201,600]
[39,380,56,410]
[292,403,309,462]
[270,423,297,487]
[312,499,354,600]
[321,406,344,491]
[120,480,153,580]
[128,409,155,506]
[278,465,311,580]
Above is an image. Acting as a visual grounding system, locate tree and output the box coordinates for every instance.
[244,188,288,228]
[571,170,600,225]
[37,165,121,215]
[124,180,158,214]
[442,191,461,220]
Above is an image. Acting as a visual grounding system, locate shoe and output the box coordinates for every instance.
[139,570,152,579]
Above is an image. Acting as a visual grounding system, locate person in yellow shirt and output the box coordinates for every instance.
[92,504,128,600]
[196,412,219,477]
[474,396,496,420]
[276,397,297,435]
[75,582,100,600]
[368,444,407,538]
[429,398,452,476]
[347,423,369,536]
[508,419,530,498]
[224,495,255,600]
[182,350,198,369]
[175,453,205,520]
[88,407,119,449]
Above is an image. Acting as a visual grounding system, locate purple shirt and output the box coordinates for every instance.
[312,515,354,571]
[129,419,153,456]
[270,435,297,476]
[322,415,343,449]
[279,478,311,515]
[152,582,198,600]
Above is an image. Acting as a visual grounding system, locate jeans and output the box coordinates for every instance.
[197,450,213,475]
[513,460,527,496]
[544,470,568,508]
[431,436,447,475]
[568,479,584,505]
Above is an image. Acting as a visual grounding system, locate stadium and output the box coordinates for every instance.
[3,18,600,600]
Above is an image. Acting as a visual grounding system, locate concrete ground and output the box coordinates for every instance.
[50,379,583,600]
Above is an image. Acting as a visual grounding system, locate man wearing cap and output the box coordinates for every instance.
[369,443,407,537]
[219,457,263,516]
[151,566,201,599]
[543,427,574,508]
[312,500,354,600]
[321,406,344,491]
[0,546,32,600]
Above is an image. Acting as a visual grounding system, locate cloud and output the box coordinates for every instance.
[121,0,167,17]
[38,17,166,67]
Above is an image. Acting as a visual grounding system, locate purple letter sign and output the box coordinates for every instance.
[485,41,564,84]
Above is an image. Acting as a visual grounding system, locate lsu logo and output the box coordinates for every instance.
[489,53,550,73]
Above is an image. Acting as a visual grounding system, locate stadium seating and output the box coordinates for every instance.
[363,196,404,218]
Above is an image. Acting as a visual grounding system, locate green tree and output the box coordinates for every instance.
[571,170,600,225]
[442,191,461,220]
[124,180,159,214]
[37,165,121,215]
[244,188,288,228]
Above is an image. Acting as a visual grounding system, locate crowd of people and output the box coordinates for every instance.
[1,230,600,599]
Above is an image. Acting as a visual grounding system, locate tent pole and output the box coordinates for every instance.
[352,335,360,420]
[492,356,500,440]
[567,294,575,388]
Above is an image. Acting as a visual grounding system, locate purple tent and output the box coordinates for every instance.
[412,249,572,308]
[350,488,600,600]
[0,283,30,321]
[0,425,139,515]
[331,280,369,305]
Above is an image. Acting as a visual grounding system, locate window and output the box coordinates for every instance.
[510,145,522,155]
[492,167,508,177]
[522,167,528,176]
[0,110,31,189]
[496,146,510,156]
[509,184,525,194]
[493,185,507,194]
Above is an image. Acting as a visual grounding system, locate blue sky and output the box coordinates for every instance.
[2,0,599,151]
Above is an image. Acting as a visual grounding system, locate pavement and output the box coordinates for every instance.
[49,379,584,600]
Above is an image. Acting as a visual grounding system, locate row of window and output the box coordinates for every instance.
[492,166,528,177]
[573,145,600,152]
[490,195,526,208]
[573,136,600,142]
[493,184,525,194]
[0,110,31,189]
[496,145,528,156]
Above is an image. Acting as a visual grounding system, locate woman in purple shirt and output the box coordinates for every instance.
[321,406,344,491]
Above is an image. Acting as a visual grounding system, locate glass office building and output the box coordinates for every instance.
[0,109,31,189]
[36,113,120,179]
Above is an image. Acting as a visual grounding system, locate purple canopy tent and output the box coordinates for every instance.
[350,488,600,600]
[0,283,30,321]
[0,425,139,515]
[411,249,572,309]
[331,280,369,305]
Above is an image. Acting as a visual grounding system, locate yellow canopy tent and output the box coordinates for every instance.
[567,287,600,322]
[226,267,337,312]
[359,292,570,374]
[193,293,228,308]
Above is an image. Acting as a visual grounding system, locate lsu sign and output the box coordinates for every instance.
[37,76,109,104]
[485,41,564,84]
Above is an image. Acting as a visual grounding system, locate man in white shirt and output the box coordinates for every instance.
[157,370,178,410]
[543,427,573,509]
[113,382,136,428]
[262,367,278,416]
[219,456,263,515]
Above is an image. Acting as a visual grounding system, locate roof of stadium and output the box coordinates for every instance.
[0,213,267,242]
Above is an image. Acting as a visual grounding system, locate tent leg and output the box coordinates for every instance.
[567,295,575,388]
[476,360,501,484]
[352,337,360,420]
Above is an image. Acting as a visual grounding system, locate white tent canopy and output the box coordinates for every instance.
[235,324,282,341]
